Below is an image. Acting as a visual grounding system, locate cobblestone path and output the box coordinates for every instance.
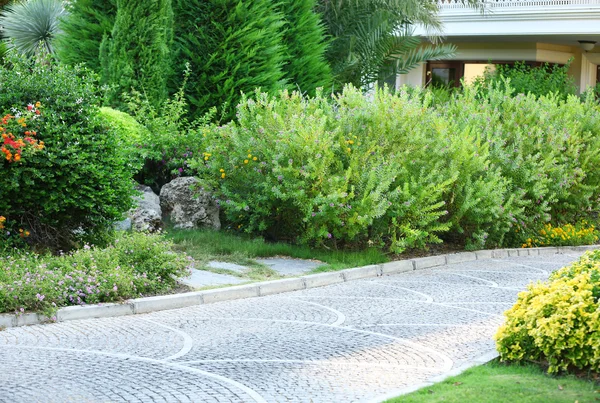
[0,253,584,402]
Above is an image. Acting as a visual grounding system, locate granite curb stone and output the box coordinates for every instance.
[446,252,477,265]
[303,271,345,288]
[380,259,415,275]
[413,255,447,270]
[342,264,382,281]
[259,278,306,296]
[201,284,259,304]
[133,292,204,314]
[1,244,599,329]
[57,303,134,321]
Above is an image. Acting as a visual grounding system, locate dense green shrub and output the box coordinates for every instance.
[0,54,137,251]
[475,61,578,100]
[97,106,147,172]
[189,87,452,251]
[185,83,600,251]
[445,86,600,246]
[278,0,331,96]
[0,232,191,317]
[122,71,212,190]
[101,0,173,109]
[172,0,287,121]
[496,250,600,373]
[55,0,116,72]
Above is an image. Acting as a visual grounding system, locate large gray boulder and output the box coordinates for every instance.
[130,184,162,232]
[160,177,220,230]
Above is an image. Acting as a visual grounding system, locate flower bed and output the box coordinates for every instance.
[0,232,192,318]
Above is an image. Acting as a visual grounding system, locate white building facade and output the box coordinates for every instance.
[404,0,600,92]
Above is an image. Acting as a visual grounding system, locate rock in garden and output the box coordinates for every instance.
[159,177,220,230]
[130,184,162,232]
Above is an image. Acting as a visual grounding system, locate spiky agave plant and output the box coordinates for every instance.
[0,0,66,57]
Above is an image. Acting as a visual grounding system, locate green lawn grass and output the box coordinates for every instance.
[166,228,388,280]
[387,360,599,403]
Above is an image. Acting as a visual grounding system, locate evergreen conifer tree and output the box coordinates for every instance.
[279,0,331,96]
[173,0,287,121]
[55,0,116,72]
[101,0,173,109]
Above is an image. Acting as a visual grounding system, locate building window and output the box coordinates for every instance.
[427,62,462,88]
[426,61,544,87]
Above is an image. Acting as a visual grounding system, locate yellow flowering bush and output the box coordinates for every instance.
[495,250,600,373]
[189,87,452,252]
[521,222,599,248]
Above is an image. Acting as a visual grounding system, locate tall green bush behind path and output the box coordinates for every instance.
[172,0,287,121]
[101,0,173,109]
[55,0,116,73]
[278,0,331,96]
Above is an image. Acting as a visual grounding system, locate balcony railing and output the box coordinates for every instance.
[439,0,600,8]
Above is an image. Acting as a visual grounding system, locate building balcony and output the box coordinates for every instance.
[429,0,600,38]
[403,0,600,92]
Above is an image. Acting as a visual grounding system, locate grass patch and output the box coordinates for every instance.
[167,228,388,277]
[387,360,599,403]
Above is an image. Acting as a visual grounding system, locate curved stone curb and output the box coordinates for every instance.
[365,350,500,403]
[1,245,597,330]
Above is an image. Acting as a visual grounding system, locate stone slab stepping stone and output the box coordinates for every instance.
[207,261,248,273]
[255,257,323,276]
[180,268,245,289]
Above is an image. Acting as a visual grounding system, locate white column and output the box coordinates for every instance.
[397,63,426,88]
[579,53,597,93]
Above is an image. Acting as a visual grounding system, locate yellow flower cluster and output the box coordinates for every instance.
[521,222,598,248]
[495,251,600,373]
[0,215,5,230]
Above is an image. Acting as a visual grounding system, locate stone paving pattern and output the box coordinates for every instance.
[0,252,584,402]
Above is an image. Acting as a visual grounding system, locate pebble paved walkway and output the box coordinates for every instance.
[0,252,584,402]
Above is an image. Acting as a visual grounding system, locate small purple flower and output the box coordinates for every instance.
[329,203,334,207]
[327,233,332,239]
[277,175,283,181]
[311,212,316,217]
[178,168,184,173]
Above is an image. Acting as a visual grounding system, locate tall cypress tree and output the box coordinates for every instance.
[279,0,331,96]
[55,0,116,72]
[101,0,173,109]
[173,0,287,121]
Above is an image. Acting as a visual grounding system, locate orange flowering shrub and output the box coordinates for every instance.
[1,103,44,164]
[1,104,44,248]
[1,55,137,251]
